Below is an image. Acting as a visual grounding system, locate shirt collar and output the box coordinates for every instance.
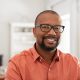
[30,45,40,61]
[53,49,60,62]
[30,45,60,62]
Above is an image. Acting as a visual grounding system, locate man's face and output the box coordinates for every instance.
[33,13,62,51]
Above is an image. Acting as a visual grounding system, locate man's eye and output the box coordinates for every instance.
[42,25,50,29]
[53,27,60,29]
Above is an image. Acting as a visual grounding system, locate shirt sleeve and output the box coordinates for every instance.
[5,60,22,80]
[78,60,80,80]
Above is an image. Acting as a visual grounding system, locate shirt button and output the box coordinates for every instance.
[39,59,43,63]
[49,68,51,71]
[40,59,42,62]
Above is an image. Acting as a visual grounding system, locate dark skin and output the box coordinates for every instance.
[33,12,62,64]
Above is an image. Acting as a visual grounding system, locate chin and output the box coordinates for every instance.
[45,43,59,51]
[42,45,57,51]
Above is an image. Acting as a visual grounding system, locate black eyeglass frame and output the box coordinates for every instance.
[35,24,65,33]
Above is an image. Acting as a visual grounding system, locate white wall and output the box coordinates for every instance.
[0,0,46,66]
[78,0,80,57]
[46,0,70,16]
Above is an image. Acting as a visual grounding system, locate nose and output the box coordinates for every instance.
[47,28,56,35]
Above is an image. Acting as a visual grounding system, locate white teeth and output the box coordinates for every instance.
[47,39,55,42]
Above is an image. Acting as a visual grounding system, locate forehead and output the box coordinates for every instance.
[36,13,62,25]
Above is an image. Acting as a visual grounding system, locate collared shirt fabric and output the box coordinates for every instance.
[5,47,80,80]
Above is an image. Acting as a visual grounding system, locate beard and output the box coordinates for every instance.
[38,35,60,51]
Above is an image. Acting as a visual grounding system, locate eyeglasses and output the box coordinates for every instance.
[35,24,65,33]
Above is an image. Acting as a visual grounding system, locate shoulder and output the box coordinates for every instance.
[59,50,78,64]
[9,48,33,65]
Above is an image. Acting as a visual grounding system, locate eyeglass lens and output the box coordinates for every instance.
[40,24,64,33]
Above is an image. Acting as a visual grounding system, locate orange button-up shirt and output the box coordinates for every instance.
[5,46,80,80]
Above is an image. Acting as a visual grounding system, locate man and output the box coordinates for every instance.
[5,10,80,80]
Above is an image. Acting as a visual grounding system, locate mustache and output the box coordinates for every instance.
[43,35,57,40]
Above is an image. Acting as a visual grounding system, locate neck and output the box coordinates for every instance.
[35,43,57,64]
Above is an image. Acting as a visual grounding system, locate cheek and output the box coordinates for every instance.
[34,31,43,42]
[36,33,46,44]
[56,32,61,38]
[36,34,43,43]
[57,34,61,42]
[35,28,44,37]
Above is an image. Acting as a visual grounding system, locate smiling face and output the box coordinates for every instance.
[33,11,62,52]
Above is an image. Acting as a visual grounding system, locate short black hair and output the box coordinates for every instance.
[35,10,60,26]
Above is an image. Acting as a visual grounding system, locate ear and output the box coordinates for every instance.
[32,28,37,38]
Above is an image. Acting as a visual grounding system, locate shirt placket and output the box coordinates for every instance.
[47,61,58,80]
